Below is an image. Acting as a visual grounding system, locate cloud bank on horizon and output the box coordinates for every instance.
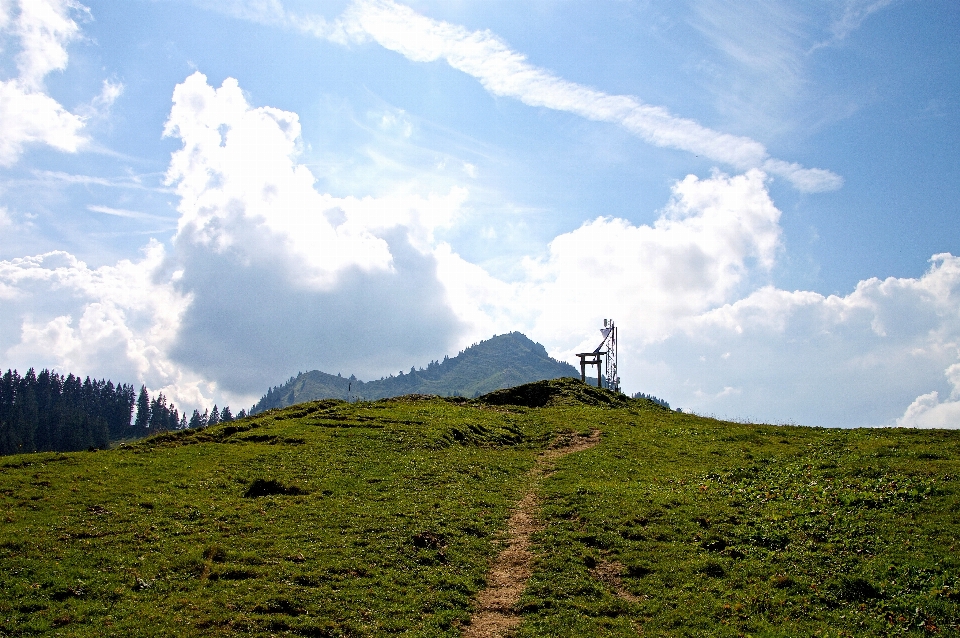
[1,0,958,428]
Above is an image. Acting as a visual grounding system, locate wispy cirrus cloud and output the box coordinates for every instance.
[87,205,177,223]
[336,0,842,193]
[202,0,843,192]
[816,0,896,49]
[22,170,170,192]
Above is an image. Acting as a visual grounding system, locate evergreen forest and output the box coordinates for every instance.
[0,369,241,456]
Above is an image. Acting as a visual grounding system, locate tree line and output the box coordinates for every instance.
[632,391,671,410]
[0,368,243,456]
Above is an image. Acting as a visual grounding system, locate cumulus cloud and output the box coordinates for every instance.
[436,169,783,354]
[0,0,91,165]
[1,71,468,410]
[897,362,960,429]
[0,72,86,165]
[434,172,960,428]
[160,72,466,396]
[12,0,85,89]
[163,72,465,285]
[642,254,960,426]
[0,243,210,409]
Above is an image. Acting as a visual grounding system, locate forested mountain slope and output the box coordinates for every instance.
[252,332,579,413]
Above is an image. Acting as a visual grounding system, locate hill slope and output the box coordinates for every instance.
[1,379,958,636]
[252,332,580,412]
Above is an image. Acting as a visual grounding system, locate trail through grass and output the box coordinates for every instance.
[465,429,600,637]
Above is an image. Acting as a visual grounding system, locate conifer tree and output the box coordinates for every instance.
[149,393,168,431]
[208,405,220,426]
[135,386,150,430]
[220,406,233,422]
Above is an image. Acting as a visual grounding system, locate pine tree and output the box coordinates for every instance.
[208,405,220,426]
[149,393,168,431]
[220,406,233,422]
[135,386,150,430]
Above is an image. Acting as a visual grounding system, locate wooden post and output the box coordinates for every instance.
[577,352,604,388]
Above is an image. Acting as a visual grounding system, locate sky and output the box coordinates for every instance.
[1,0,959,428]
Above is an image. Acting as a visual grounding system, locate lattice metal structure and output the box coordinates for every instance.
[600,319,619,393]
[577,319,620,392]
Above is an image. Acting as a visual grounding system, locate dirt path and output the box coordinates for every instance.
[463,430,601,638]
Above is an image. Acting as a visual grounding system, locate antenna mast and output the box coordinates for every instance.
[577,318,620,393]
[601,319,619,393]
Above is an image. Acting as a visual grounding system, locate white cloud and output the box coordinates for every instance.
[0,243,211,410]
[897,391,960,430]
[0,0,93,165]
[162,72,468,287]
[690,0,806,91]
[2,71,471,411]
[87,205,176,223]
[375,108,413,138]
[75,78,124,119]
[163,72,395,286]
[436,168,783,354]
[189,0,341,40]
[158,72,467,396]
[649,254,960,426]
[897,362,960,429]
[430,163,960,427]
[0,76,86,165]
[334,0,841,193]
[202,0,842,192]
[29,170,168,191]
[816,0,895,49]
[13,0,85,90]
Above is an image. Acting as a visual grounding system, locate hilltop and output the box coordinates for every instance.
[1,378,957,636]
[251,332,580,412]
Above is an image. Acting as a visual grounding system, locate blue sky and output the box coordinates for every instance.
[1,0,959,427]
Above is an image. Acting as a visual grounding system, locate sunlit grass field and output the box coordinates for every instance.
[1,379,957,636]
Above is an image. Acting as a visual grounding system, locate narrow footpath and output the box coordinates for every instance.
[463,430,601,637]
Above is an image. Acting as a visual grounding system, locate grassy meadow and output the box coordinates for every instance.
[0,379,957,636]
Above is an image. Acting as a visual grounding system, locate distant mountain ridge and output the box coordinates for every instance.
[251,332,579,413]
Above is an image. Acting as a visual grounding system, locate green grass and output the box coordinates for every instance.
[0,397,554,636]
[0,380,958,636]
[521,410,960,637]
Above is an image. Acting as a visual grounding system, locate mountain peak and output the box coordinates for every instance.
[251,333,579,413]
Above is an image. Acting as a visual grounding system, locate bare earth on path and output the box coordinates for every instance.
[463,430,601,638]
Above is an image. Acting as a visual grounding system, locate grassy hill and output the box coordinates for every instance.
[251,332,580,412]
[1,378,958,636]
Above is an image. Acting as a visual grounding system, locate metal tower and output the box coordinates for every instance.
[577,319,620,392]
[600,319,619,393]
